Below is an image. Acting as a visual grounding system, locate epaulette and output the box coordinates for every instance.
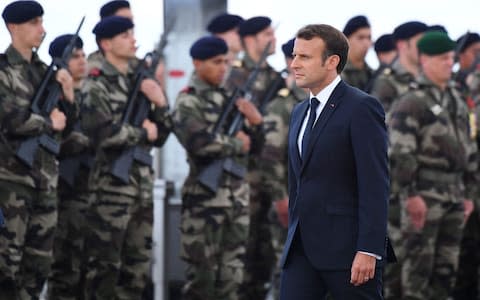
[277,88,290,97]
[180,86,195,94]
[231,59,242,68]
[88,68,102,78]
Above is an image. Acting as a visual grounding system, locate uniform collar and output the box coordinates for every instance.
[5,44,43,66]
[188,72,221,93]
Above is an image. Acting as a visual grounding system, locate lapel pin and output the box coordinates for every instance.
[330,103,335,108]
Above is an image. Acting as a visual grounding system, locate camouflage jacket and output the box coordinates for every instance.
[389,75,478,203]
[0,45,75,190]
[81,60,172,196]
[340,59,374,91]
[260,84,306,202]
[370,59,417,115]
[87,50,140,73]
[172,73,252,206]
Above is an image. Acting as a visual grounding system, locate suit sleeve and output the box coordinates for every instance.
[350,95,389,257]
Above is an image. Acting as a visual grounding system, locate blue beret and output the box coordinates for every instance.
[2,1,43,24]
[190,36,228,60]
[207,13,244,34]
[93,16,134,39]
[100,0,130,18]
[49,34,84,58]
[374,34,395,53]
[343,15,370,37]
[281,38,295,58]
[238,16,271,37]
[428,24,448,34]
[457,32,480,53]
[393,21,428,41]
[417,31,456,55]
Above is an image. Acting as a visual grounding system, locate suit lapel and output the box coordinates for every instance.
[300,81,347,174]
[289,100,309,177]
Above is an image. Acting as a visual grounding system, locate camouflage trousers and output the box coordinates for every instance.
[84,185,153,300]
[384,195,402,300]
[180,184,249,300]
[241,183,275,300]
[47,185,94,300]
[268,207,287,300]
[401,196,464,300]
[0,180,57,300]
[452,209,480,300]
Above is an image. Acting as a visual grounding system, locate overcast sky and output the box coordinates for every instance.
[0,0,478,69]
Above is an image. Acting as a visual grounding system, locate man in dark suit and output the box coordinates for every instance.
[280,24,389,300]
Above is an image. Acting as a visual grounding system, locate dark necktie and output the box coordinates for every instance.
[301,97,320,158]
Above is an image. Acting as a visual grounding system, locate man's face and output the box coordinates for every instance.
[255,26,276,56]
[347,27,371,59]
[10,17,45,49]
[68,48,87,81]
[460,42,480,69]
[103,29,137,60]
[291,37,336,94]
[217,29,242,53]
[421,51,455,85]
[404,33,424,65]
[115,8,134,21]
[194,54,228,86]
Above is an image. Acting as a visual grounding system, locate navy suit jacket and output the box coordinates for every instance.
[280,80,389,270]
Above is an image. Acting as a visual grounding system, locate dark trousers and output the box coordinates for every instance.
[280,230,384,300]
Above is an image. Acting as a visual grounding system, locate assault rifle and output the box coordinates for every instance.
[110,22,173,184]
[197,42,272,193]
[15,17,85,168]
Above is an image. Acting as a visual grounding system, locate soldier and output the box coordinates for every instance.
[374,34,397,67]
[206,13,244,65]
[454,32,480,94]
[0,1,75,299]
[87,0,133,72]
[81,16,171,300]
[371,21,428,114]
[340,15,374,91]
[172,36,262,300]
[389,31,477,300]
[46,34,91,300]
[223,16,284,300]
[259,37,307,299]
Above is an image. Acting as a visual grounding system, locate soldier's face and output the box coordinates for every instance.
[460,42,480,69]
[216,29,242,54]
[347,28,371,59]
[68,48,87,81]
[194,54,228,86]
[115,8,134,21]
[421,51,455,84]
[404,33,423,64]
[9,17,45,49]
[106,29,137,60]
[291,37,339,95]
[256,26,276,55]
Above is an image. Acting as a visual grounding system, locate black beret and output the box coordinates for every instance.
[93,16,134,39]
[49,34,84,58]
[238,16,271,37]
[100,0,130,18]
[428,24,448,34]
[342,15,370,37]
[457,32,480,53]
[207,13,244,34]
[417,31,456,55]
[281,38,295,58]
[393,21,428,41]
[2,1,43,24]
[374,34,395,53]
[190,36,228,60]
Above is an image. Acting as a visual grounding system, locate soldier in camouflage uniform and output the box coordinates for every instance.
[173,36,262,300]
[388,31,478,300]
[369,21,428,300]
[259,38,307,300]
[206,13,244,67]
[81,16,171,300]
[223,16,285,300]
[0,2,76,299]
[46,34,92,300]
[340,15,374,91]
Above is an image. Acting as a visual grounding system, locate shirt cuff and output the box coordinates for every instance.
[359,251,382,260]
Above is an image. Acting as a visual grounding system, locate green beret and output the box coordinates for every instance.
[417,31,456,55]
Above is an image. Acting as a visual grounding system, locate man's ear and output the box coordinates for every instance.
[328,54,340,71]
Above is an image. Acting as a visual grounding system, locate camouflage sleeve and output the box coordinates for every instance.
[0,70,53,136]
[370,75,397,113]
[259,97,290,201]
[461,99,479,203]
[172,92,243,159]
[81,79,146,150]
[149,104,172,147]
[388,95,421,196]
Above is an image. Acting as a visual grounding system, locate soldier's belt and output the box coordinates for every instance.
[417,169,462,184]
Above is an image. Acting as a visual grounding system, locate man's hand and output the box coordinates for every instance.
[406,195,427,231]
[236,98,262,126]
[350,252,376,286]
[56,69,74,103]
[49,108,66,131]
[274,198,289,228]
[463,199,474,222]
[235,130,251,153]
[141,78,167,107]
[142,119,158,142]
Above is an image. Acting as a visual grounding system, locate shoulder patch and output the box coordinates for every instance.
[180,86,195,94]
[88,68,102,78]
[277,88,290,97]
[231,59,242,68]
